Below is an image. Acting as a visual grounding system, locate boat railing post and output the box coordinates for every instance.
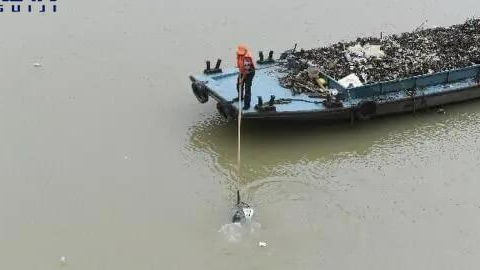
[206,61,211,72]
[215,59,222,70]
[268,51,274,61]
[258,51,264,63]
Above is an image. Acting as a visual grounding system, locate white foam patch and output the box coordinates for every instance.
[218,223,243,243]
[218,222,262,243]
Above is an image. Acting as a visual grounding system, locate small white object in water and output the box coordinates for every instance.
[60,256,67,265]
[258,241,267,247]
[33,63,42,67]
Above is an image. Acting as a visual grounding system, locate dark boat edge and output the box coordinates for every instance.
[190,76,480,122]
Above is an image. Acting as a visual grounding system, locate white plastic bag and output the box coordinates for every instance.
[338,74,364,88]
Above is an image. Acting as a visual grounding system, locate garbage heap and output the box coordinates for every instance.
[279,19,480,94]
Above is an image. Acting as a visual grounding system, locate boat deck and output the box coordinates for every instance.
[191,64,342,116]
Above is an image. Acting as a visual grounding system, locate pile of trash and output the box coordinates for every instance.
[279,19,480,93]
[277,66,332,96]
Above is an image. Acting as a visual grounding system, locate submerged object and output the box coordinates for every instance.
[232,190,254,223]
[189,19,480,122]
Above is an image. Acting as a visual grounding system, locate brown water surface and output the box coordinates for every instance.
[1,0,480,269]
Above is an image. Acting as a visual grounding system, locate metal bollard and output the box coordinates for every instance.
[215,59,222,70]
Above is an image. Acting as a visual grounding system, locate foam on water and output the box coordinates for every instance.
[218,221,262,243]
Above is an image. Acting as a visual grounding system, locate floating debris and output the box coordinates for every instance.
[33,62,42,68]
[60,256,67,266]
[279,19,480,93]
[437,108,446,114]
[258,241,267,247]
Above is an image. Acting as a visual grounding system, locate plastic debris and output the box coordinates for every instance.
[338,74,364,88]
[279,68,330,96]
[243,208,254,220]
[329,89,339,96]
[258,241,267,247]
[33,63,42,68]
[348,44,385,58]
[279,19,480,92]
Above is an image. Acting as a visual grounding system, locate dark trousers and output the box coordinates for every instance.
[237,71,255,107]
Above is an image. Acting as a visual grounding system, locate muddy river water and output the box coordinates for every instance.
[1,0,480,269]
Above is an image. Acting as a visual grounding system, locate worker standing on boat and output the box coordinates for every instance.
[236,44,256,110]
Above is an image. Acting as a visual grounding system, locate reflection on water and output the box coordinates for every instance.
[185,97,480,206]
[2,0,480,268]
[184,98,480,270]
[186,98,480,183]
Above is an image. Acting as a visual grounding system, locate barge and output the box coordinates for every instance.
[189,61,480,121]
[189,20,480,121]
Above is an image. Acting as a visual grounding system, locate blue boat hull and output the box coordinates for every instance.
[189,63,480,121]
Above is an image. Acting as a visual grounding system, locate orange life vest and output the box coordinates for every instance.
[237,54,255,75]
[237,44,256,75]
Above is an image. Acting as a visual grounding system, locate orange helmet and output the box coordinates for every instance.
[237,44,249,56]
